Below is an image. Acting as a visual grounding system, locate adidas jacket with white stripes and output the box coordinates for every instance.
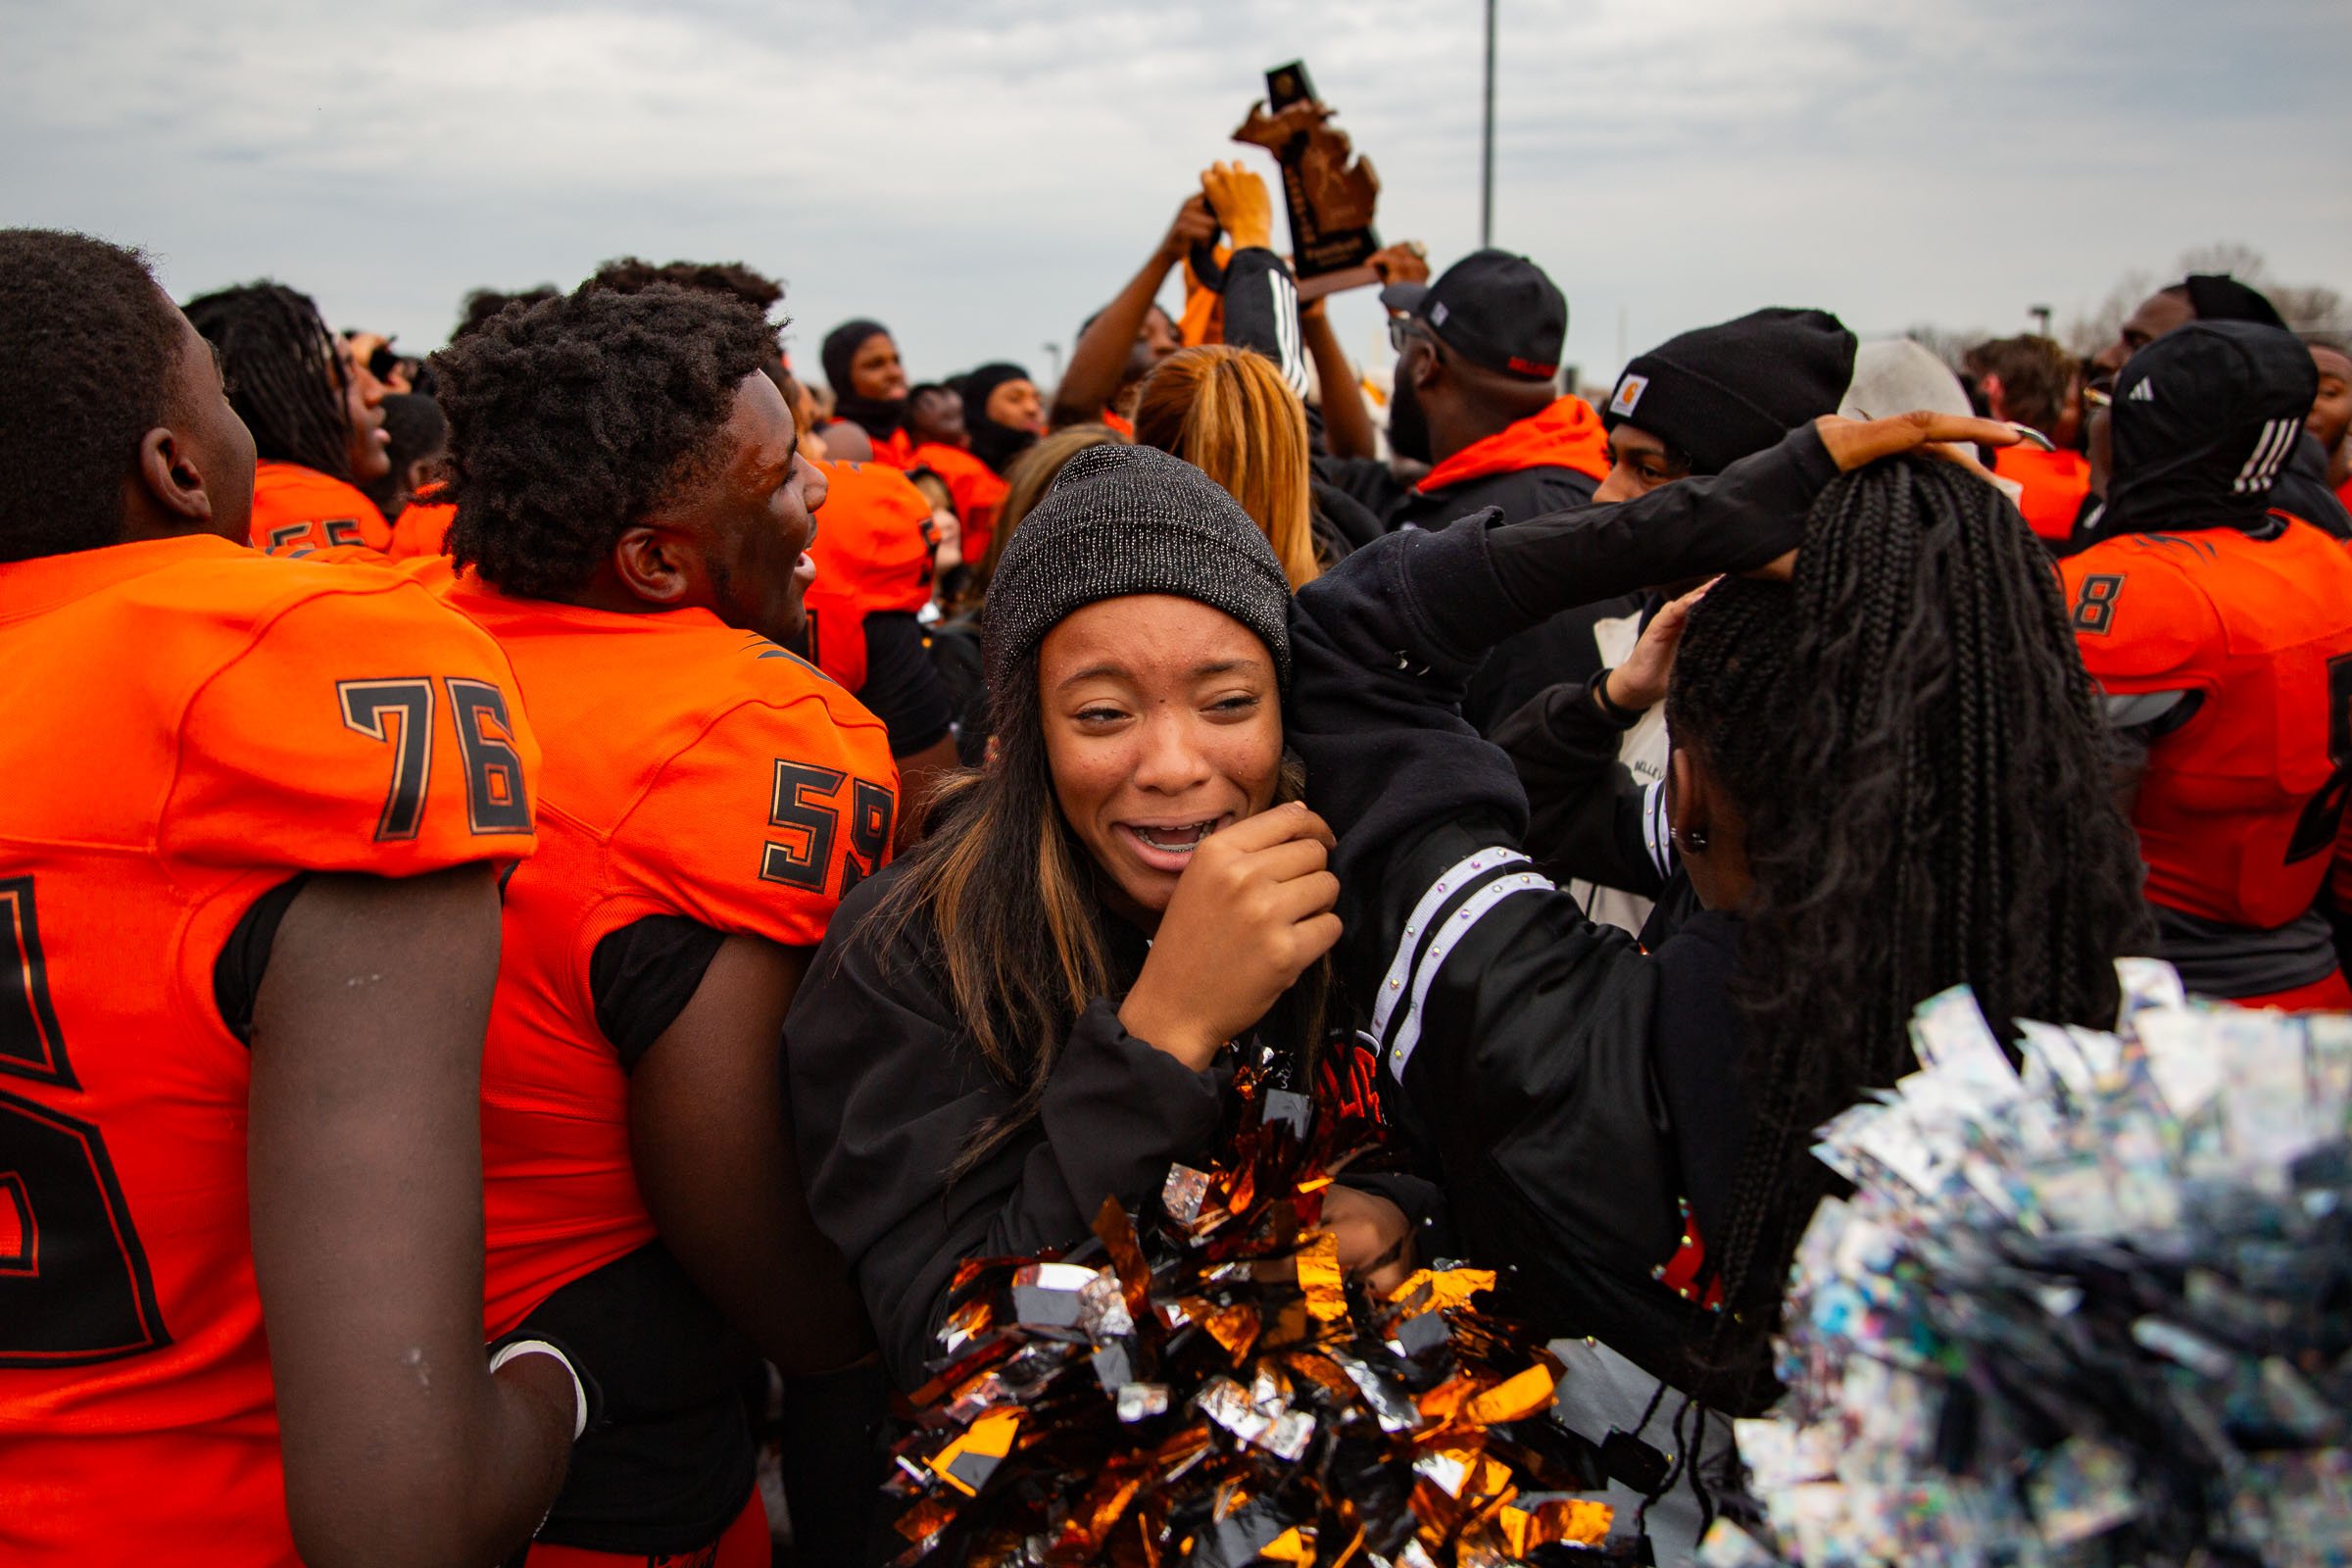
[1284,422,1839,1411]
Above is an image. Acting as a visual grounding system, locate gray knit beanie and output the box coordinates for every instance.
[982,443,1294,693]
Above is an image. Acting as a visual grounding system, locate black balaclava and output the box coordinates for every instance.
[821,318,905,439]
[2096,320,2318,538]
[1388,373,1433,465]
[957,362,1038,476]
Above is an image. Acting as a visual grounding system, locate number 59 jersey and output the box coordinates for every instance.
[2061,515,2352,931]
[0,535,539,1564]
[429,576,896,1338]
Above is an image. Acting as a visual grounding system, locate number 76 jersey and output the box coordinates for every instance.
[428,576,896,1337]
[2061,514,2352,931]
[0,534,539,1564]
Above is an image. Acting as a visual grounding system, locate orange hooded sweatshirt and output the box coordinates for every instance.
[1415,396,1612,495]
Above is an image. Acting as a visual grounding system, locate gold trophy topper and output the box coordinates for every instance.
[1233,61,1381,279]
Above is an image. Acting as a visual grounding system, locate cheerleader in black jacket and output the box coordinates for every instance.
[1285,412,2149,1553]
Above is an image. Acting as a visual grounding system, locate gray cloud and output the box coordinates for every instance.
[4,0,2345,387]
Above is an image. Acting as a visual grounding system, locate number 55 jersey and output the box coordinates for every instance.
[429,574,895,1554]
[2061,514,2352,1004]
[0,534,539,1564]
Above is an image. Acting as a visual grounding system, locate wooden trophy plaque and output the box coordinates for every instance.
[1233,61,1382,298]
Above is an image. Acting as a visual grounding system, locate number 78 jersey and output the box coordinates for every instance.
[2061,515,2352,930]
[0,535,539,1564]
[428,576,896,1336]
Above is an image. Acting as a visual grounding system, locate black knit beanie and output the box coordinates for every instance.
[982,444,1293,695]
[821,318,904,439]
[1601,308,1857,475]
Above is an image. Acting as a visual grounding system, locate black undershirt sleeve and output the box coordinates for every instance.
[212,874,312,1045]
[858,611,956,758]
[589,915,728,1070]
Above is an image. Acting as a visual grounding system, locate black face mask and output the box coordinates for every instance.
[1389,372,1433,466]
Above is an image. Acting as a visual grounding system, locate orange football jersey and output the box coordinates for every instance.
[801,457,939,697]
[865,426,917,469]
[428,577,896,1337]
[912,441,1010,567]
[1993,445,2092,543]
[2062,516,2352,930]
[0,534,538,1565]
[388,497,456,561]
[247,458,394,557]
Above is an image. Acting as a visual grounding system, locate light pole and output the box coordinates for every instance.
[1481,0,1497,247]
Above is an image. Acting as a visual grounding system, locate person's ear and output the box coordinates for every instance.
[1411,342,1443,393]
[134,425,218,525]
[610,524,696,608]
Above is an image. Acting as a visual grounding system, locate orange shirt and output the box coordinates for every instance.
[2062,516,2352,930]
[388,498,456,561]
[430,578,894,1337]
[0,535,538,1565]
[865,427,917,469]
[911,441,1010,567]
[247,458,392,557]
[1416,396,1611,494]
[1993,445,2092,543]
[801,457,939,697]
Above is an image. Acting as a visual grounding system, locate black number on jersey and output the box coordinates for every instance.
[446,679,533,835]
[338,676,534,841]
[267,517,363,551]
[2285,653,2352,863]
[2071,573,2125,634]
[760,764,894,894]
[0,876,171,1366]
[339,679,436,841]
[761,762,847,892]
[840,779,896,896]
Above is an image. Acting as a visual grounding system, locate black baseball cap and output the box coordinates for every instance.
[1381,249,1566,381]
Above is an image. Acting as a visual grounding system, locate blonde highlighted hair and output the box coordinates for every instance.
[1132,345,1320,589]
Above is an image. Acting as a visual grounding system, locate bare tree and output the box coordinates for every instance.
[2066,247,2350,351]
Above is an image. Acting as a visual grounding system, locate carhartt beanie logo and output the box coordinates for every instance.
[980,444,1294,698]
[1601,308,1856,475]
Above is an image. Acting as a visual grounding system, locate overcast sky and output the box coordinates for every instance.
[6,0,2347,392]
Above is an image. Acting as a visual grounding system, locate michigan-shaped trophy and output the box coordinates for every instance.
[1233,61,1381,281]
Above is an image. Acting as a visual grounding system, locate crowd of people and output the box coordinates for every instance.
[5,148,2351,1567]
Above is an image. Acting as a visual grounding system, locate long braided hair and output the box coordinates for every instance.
[1664,456,2150,1383]
[183,282,355,481]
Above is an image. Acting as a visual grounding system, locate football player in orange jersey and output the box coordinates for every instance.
[818,318,914,466]
[183,280,397,556]
[578,264,962,834]
[2063,320,2352,1008]
[426,281,884,1567]
[0,229,581,1565]
[906,381,1010,565]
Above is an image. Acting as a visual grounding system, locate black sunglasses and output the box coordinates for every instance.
[1388,316,1439,357]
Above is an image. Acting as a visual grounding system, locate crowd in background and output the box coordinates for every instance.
[4,146,2351,1568]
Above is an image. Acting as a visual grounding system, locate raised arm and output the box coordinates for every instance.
[1053,195,1218,428]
